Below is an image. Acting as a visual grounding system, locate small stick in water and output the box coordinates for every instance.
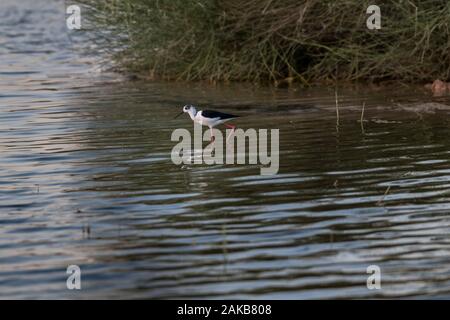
[360,101,366,133]
[377,185,391,206]
[335,88,339,130]
[360,101,365,123]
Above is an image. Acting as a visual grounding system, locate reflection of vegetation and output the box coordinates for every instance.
[82,0,450,84]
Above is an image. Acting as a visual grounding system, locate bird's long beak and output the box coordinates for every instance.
[174,111,183,119]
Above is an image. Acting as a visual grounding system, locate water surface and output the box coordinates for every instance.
[1,0,450,299]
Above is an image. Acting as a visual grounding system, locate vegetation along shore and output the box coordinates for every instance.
[80,0,450,86]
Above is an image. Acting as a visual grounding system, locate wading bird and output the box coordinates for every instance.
[174,104,239,142]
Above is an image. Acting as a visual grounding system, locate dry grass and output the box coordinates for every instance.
[79,0,450,85]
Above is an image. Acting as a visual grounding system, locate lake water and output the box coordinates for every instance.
[1,0,450,299]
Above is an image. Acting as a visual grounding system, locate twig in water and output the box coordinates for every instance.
[335,88,339,130]
[360,101,365,133]
[377,185,391,206]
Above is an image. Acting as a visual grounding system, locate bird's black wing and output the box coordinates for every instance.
[202,110,240,119]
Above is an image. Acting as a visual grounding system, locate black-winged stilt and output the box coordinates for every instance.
[174,104,239,142]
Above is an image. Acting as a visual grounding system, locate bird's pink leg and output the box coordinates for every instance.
[225,123,236,142]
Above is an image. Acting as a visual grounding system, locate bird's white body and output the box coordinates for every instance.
[186,108,232,128]
[176,104,239,142]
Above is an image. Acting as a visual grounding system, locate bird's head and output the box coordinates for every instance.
[175,104,196,119]
[183,104,196,113]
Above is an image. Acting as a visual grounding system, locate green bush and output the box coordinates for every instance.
[80,0,450,85]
